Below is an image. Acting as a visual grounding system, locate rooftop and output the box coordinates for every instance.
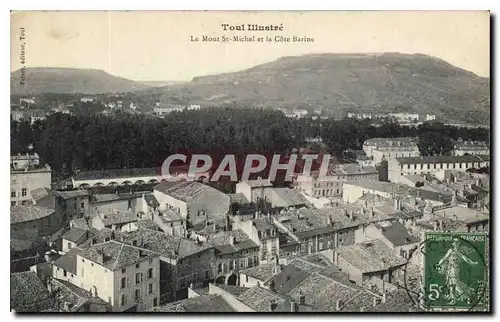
[11,205,55,224]
[154,180,211,202]
[271,188,309,207]
[338,240,407,273]
[236,286,297,312]
[364,137,418,148]
[62,228,95,243]
[11,271,54,312]
[376,221,420,246]
[240,263,275,282]
[433,206,489,224]
[228,193,250,205]
[53,247,84,275]
[146,294,235,312]
[80,240,157,271]
[395,154,490,165]
[119,229,211,259]
[99,211,139,226]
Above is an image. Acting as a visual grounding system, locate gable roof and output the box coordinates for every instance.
[99,211,138,226]
[338,240,407,273]
[378,221,420,246]
[62,228,94,244]
[154,180,211,202]
[272,188,309,207]
[53,247,84,275]
[80,240,157,271]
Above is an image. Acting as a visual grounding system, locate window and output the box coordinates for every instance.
[21,200,27,205]
[153,298,158,306]
[136,263,140,269]
[149,259,153,265]
[11,201,15,206]
[205,270,209,279]
[80,202,85,208]
[121,294,127,306]
[73,203,77,210]
[136,273,141,284]
[63,270,67,277]
[148,283,153,294]
[91,263,94,267]
[148,268,153,279]
[121,277,126,289]
[218,263,222,273]
[82,259,85,262]
[135,289,140,301]
[246,275,249,282]
[11,191,16,198]
[68,242,72,250]
[122,268,126,273]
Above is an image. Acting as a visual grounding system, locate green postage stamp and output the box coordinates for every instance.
[423,232,488,311]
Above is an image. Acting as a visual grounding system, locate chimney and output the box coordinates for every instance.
[229,235,234,245]
[290,300,298,312]
[333,249,339,265]
[299,293,306,305]
[270,299,278,312]
[336,299,342,311]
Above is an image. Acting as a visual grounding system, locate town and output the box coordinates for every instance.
[10,114,490,311]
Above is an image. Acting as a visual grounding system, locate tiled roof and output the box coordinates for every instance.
[240,263,274,282]
[53,247,84,275]
[54,190,89,199]
[206,229,258,254]
[286,272,365,312]
[80,240,157,271]
[433,206,489,224]
[11,205,55,224]
[228,193,250,205]
[272,188,309,207]
[119,229,211,259]
[62,228,93,243]
[144,194,159,208]
[78,228,116,248]
[214,284,250,297]
[158,209,183,222]
[236,287,294,312]
[50,278,109,312]
[396,155,490,165]
[31,187,50,201]
[154,180,211,202]
[338,240,407,273]
[89,193,140,203]
[253,218,276,231]
[133,219,160,231]
[378,221,420,246]
[100,211,138,226]
[11,271,54,312]
[147,294,235,312]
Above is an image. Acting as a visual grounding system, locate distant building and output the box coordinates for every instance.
[11,153,52,206]
[294,164,378,198]
[425,114,436,121]
[363,137,420,164]
[80,97,94,103]
[388,155,490,183]
[452,140,490,156]
[153,105,185,116]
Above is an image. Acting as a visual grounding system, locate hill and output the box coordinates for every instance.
[148,53,490,124]
[11,68,150,95]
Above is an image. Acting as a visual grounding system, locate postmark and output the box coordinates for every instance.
[422,232,488,311]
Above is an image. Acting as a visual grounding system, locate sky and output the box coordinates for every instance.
[10,11,490,81]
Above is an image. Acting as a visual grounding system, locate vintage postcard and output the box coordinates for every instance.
[10,11,490,313]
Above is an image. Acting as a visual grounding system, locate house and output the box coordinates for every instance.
[265,187,309,209]
[91,211,140,231]
[61,227,98,253]
[334,239,407,285]
[11,271,55,312]
[11,204,65,239]
[293,164,378,198]
[118,229,216,302]
[364,221,420,259]
[239,262,276,288]
[266,257,380,312]
[52,240,161,312]
[235,179,274,203]
[205,229,260,286]
[11,153,52,206]
[153,180,230,225]
[388,155,490,183]
[152,209,187,237]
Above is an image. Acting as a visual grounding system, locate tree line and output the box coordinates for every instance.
[10,107,489,181]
